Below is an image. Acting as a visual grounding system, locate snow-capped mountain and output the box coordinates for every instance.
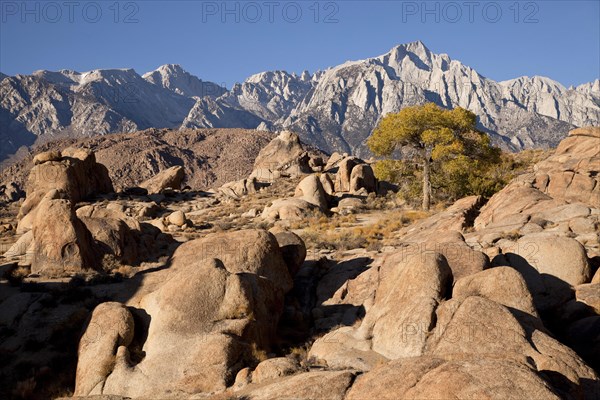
[282,42,599,154]
[1,41,598,161]
[0,68,194,160]
[142,64,226,99]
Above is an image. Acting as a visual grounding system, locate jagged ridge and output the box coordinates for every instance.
[1,41,598,161]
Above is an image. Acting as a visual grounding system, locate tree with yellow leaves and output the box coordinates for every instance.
[368,103,500,210]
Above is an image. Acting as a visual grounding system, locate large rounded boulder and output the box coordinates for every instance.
[74,229,293,398]
[502,234,592,312]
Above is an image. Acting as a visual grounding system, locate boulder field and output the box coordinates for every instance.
[0,127,599,399]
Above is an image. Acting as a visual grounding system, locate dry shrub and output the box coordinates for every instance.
[250,342,269,365]
[300,210,429,251]
[287,345,309,362]
[7,265,30,284]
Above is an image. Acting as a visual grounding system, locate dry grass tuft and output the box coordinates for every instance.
[299,209,429,251]
[113,264,134,278]
[250,342,269,365]
[500,230,522,241]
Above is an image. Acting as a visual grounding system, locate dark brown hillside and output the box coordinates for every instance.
[1,128,276,192]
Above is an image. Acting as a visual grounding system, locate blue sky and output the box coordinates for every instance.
[1,1,599,87]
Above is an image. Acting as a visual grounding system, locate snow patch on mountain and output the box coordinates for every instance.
[1,41,599,162]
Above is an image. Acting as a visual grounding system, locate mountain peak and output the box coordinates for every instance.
[406,40,429,51]
[390,40,431,56]
[377,40,437,72]
[32,69,83,85]
[58,69,80,75]
[300,70,311,81]
[157,64,186,74]
[382,41,433,60]
[143,64,186,79]
[245,70,298,84]
[143,64,225,99]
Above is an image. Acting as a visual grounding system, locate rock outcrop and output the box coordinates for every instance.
[235,370,355,400]
[349,163,377,194]
[331,156,377,194]
[500,235,591,312]
[74,229,294,398]
[76,204,155,267]
[532,127,600,207]
[334,157,360,193]
[75,302,135,396]
[250,131,313,182]
[219,177,260,199]
[30,191,96,277]
[294,174,329,210]
[250,357,300,384]
[139,165,184,194]
[271,229,307,277]
[258,151,382,221]
[7,148,115,276]
[452,267,539,318]
[0,182,24,203]
[261,198,322,222]
[470,128,600,259]
[4,147,169,278]
[17,147,113,230]
[347,357,561,400]
[309,251,452,369]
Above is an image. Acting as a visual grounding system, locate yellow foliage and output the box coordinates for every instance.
[369,103,505,206]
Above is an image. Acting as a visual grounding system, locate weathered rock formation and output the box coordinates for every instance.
[294,174,329,211]
[4,147,166,278]
[30,191,96,277]
[74,229,295,398]
[250,131,314,183]
[138,165,184,194]
[17,148,113,232]
[3,127,600,399]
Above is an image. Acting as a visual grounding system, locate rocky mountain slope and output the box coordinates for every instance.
[0,128,276,194]
[283,42,599,154]
[1,42,599,161]
[0,68,195,160]
[0,127,599,399]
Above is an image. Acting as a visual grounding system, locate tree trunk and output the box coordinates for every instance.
[422,155,431,211]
